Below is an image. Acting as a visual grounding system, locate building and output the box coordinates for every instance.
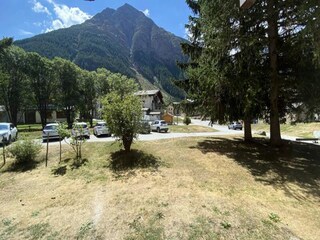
[162,112,174,125]
[0,105,67,124]
[135,90,164,121]
[166,102,182,116]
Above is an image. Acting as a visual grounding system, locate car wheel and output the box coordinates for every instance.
[157,127,160,133]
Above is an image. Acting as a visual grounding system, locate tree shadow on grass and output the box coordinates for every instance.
[51,158,88,176]
[109,149,161,174]
[6,160,38,172]
[191,137,320,200]
[51,165,67,176]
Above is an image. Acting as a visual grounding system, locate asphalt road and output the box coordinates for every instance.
[41,119,319,146]
[43,120,242,146]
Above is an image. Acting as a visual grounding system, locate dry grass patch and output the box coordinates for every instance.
[0,137,319,239]
[169,125,217,133]
[252,122,320,138]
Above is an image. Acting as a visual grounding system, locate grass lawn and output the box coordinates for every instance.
[16,124,43,140]
[252,122,320,138]
[169,124,217,133]
[16,124,43,131]
[0,137,319,239]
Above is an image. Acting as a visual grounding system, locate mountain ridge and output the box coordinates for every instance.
[15,3,186,99]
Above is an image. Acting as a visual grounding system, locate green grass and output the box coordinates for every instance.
[18,131,42,140]
[17,124,42,131]
[16,124,43,140]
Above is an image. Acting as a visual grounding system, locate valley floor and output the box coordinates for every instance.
[0,137,319,239]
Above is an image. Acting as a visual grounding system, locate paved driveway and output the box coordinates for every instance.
[43,123,242,146]
[41,119,318,146]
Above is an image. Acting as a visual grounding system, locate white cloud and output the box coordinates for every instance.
[45,0,92,32]
[19,29,34,36]
[31,0,51,15]
[142,9,150,17]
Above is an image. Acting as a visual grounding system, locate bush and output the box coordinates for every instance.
[8,139,42,164]
[184,116,191,125]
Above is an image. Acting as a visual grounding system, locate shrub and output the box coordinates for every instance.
[8,139,42,164]
[184,116,191,125]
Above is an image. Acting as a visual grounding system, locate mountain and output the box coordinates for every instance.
[15,3,187,99]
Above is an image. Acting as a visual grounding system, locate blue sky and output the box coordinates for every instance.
[0,0,192,41]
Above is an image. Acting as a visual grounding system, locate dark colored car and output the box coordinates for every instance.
[139,120,151,134]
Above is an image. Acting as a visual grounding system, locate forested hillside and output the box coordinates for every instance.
[15,4,186,99]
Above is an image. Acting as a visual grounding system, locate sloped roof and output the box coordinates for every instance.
[135,89,164,104]
[135,90,160,96]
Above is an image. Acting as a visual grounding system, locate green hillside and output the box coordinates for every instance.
[15,4,186,99]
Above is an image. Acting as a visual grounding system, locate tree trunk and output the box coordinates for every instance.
[66,107,72,129]
[90,109,93,128]
[244,118,252,142]
[267,0,282,146]
[39,103,47,128]
[123,135,133,152]
[9,107,18,126]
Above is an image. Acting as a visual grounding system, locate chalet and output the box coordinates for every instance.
[135,90,164,121]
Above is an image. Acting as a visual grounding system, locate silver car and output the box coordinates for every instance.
[151,120,169,133]
[42,123,60,142]
[0,122,18,144]
[228,121,243,130]
[93,121,111,137]
[72,122,90,139]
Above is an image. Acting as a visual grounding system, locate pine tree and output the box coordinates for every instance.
[182,0,320,144]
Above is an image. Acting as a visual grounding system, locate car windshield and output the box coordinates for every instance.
[160,121,166,124]
[44,125,57,130]
[0,125,9,130]
[97,123,106,127]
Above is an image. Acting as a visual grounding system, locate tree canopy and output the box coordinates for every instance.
[102,75,142,152]
[0,38,144,128]
[181,0,320,144]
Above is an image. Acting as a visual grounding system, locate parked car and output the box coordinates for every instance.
[72,122,90,139]
[228,121,243,130]
[93,121,111,137]
[139,120,151,134]
[151,120,169,133]
[0,122,18,144]
[42,123,60,142]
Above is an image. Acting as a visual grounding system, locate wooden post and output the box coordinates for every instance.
[2,141,5,167]
[45,133,49,167]
[59,136,62,163]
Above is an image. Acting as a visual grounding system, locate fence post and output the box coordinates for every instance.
[45,133,49,167]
